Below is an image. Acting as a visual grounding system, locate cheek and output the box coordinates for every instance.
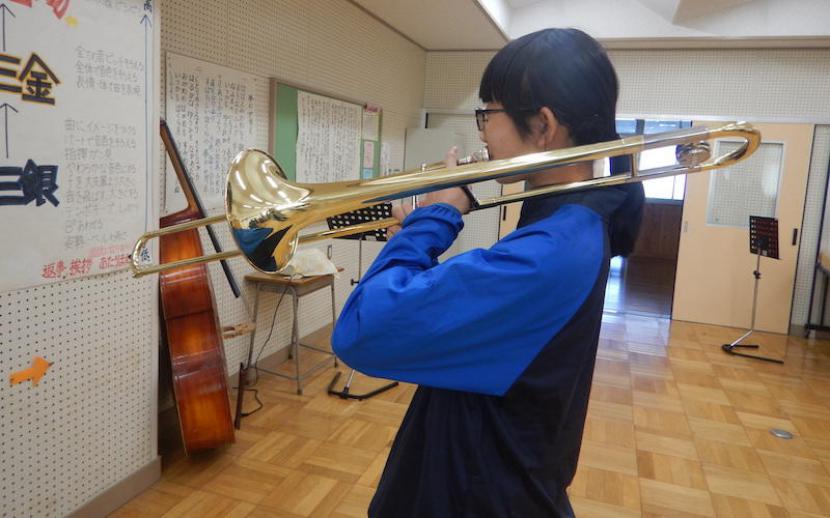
[484,128,518,160]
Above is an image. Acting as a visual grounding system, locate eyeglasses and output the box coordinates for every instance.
[475,109,505,131]
[474,107,540,131]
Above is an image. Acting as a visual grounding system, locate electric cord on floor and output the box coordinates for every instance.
[232,283,292,418]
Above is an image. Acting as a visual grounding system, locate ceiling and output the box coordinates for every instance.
[636,0,756,23]
[349,0,508,51]
[352,0,830,50]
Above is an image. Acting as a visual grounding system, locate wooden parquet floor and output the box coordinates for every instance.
[113,315,830,517]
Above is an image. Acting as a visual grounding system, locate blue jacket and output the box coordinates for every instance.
[332,188,627,517]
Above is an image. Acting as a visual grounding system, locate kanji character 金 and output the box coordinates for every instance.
[19,53,60,105]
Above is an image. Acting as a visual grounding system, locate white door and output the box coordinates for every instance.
[673,123,813,333]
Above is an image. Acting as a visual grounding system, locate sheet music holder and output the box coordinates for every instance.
[326,202,399,400]
[326,202,393,241]
[722,216,784,363]
[749,216,779,259]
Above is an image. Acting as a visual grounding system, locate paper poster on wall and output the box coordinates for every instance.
[380,142,392,176]
[362,107,380,141]
[0,0,156,292]
[362,141,375,168]
[296,91,361,183]
[165,53,266,211]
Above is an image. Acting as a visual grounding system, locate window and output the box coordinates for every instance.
[706,141,782,228]
[615,119,691,201]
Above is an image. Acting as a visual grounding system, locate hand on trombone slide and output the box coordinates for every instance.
[388,146,473,239]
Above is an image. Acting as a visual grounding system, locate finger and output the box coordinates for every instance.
[392,203,410,221]
[387,225,402,238]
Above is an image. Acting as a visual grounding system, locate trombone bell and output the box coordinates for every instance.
[226,150,307,274]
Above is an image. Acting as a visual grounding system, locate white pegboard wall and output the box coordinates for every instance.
[425,48,830,122]
[423,52,494,112]
[160,0,425,175]
[794,126,830,326]
[158,0,427,372]
[0,272,157,517]
[611,49,830,122]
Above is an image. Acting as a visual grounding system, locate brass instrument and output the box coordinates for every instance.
[131,121,760,277]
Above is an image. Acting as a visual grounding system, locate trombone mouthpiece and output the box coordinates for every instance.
[458,147,489,165]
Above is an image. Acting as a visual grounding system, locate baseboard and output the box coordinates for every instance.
[68,456,160,517]
[797,323,830,340]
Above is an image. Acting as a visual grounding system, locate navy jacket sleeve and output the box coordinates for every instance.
[331,202,605,396]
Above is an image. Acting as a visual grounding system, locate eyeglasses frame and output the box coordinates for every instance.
[474,107,541,131]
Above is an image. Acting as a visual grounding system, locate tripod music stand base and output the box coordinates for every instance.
[327,371,399,401]
[721,343,784,364]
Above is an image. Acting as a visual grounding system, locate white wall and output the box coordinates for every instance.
[510,0,830,42]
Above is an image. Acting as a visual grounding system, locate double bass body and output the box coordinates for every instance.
[158,120,235,454]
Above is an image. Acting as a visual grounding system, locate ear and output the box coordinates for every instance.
[535,107,566,150]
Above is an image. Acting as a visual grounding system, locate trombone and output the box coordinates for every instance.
[131,121,760,277]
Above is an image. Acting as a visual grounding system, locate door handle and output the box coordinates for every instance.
[792,228,798,246]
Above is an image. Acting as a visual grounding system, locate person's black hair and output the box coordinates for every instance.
[479,28,644,257]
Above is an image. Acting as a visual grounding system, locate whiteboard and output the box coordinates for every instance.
[296,90,362,183]
[0,0,157,292]
[164,53,269,211]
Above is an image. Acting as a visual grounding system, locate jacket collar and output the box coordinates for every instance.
[517,186,628,228]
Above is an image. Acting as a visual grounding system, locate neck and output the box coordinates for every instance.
[527,162,593,188]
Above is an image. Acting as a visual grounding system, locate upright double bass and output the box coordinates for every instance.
[158,120,236,453]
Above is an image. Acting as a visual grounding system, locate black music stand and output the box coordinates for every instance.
[722,216,784,363]
[326,203,399,400]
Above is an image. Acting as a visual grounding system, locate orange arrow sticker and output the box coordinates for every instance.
[10,356,52,387]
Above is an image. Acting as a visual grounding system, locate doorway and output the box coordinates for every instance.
[604,205,683,317]
[603,119,688,318]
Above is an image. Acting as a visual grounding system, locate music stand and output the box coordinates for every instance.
[721,216,784,364]
[326,203,400,400]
